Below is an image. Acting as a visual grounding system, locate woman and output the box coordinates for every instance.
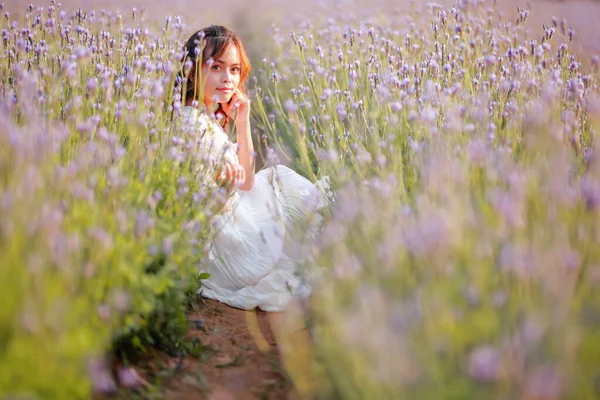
[179,25,331,312]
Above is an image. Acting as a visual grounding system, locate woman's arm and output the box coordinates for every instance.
[222,89,255,191]
[234,116,255,191]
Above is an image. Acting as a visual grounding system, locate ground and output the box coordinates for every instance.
[103,298,296,400]
[163,299,293,400]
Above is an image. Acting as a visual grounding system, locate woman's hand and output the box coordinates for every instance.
[221,88,250,122]
[215,161,246,189]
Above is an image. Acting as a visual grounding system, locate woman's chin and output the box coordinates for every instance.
[216,94,233,104]
[208,92,231,105]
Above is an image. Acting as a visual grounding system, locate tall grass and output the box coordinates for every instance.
[252,1,600,398]
[0,2,221,397]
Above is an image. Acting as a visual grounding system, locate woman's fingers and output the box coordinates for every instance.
[232,163,242,187]
[231,92,241,108]
[232,91,244,108]
[216,162,245,188]
[234,89,248,107]
[236,164,246,186]
[222,93,239,117]
[217,163,231,185]
[221,89,250,121]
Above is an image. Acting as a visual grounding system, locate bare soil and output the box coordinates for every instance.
[160,298,293,400]
[95,298,297,400]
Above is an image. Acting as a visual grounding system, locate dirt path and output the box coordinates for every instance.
[160,298,293,400]
[95,298,300,400]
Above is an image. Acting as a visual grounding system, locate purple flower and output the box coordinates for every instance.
[390,101,403,112]
[468,346,502,382]
[117,367,145,388]
[97,304,111,321]
[524,366,562,400]
[402,213,449,256]
[333,253,361,279]
[87,356,116,394]
[580,176,600,210]
[489,188,525,228]
[284,99,298,113]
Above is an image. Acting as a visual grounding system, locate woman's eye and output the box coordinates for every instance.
[212,65,220,70]
[231,67,240,73]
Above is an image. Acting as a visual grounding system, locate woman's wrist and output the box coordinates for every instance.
[234,112,250,126]
[234,120,251,137]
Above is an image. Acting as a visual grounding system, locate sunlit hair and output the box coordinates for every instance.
[180,25,252,129]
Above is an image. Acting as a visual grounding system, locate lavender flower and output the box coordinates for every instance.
[468,346,502,382]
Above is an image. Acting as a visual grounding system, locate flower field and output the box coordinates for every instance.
[1,0,600,399]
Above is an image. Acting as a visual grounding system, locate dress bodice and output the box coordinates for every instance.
[181,106,240,210]
[181,106,239,166]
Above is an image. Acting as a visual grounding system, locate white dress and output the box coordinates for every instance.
[181,106,331,312]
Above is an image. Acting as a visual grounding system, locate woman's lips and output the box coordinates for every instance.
[217,88,232,93]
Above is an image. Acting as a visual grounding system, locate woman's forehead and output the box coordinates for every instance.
[214,44,240,63]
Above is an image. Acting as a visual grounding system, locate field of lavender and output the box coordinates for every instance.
[1,0,600,398]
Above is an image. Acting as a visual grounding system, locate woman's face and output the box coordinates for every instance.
[199,43,241,109]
